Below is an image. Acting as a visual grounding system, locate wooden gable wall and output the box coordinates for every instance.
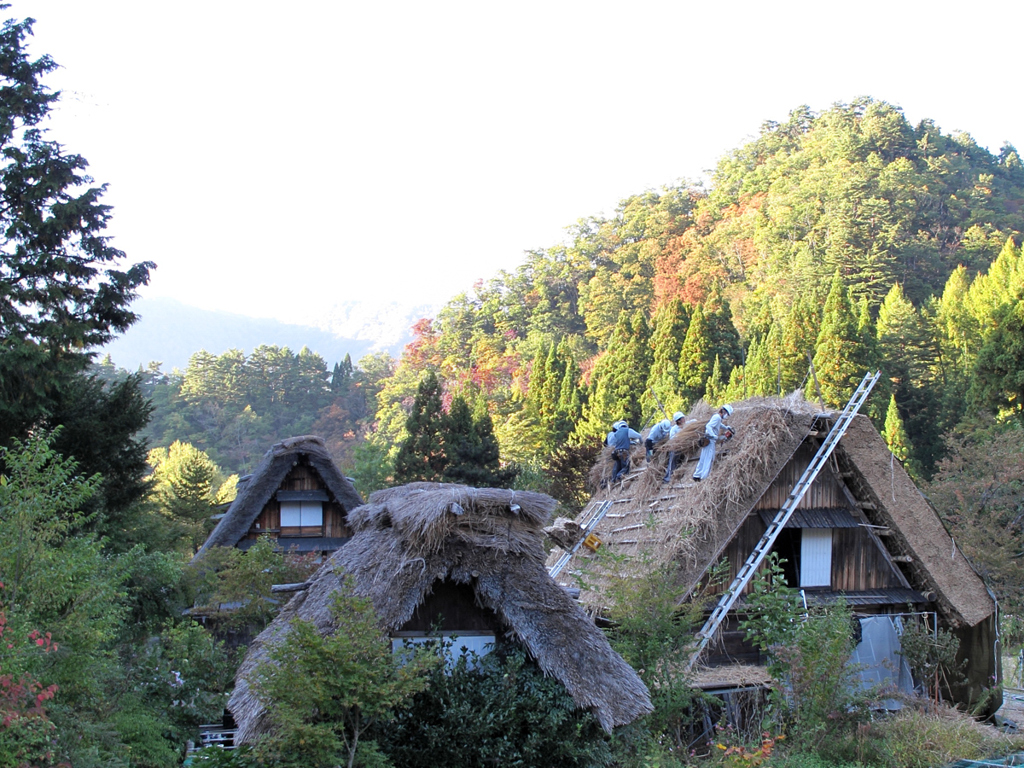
[245,457,352,541]
[710,443,905,595]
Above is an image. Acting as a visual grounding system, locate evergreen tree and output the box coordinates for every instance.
[648,298,690,408]
[613,310,653,424]
[812,271,863,408]
[576,312,651,439]
[441,396,516,487]
[883,394,915,469]
[45,371,153,544]
[556,350,584,445]
[0,16,153,450]
[148,441,228,554]
[678,304,714,407]
[704,355,726,406]
[935,265,977,386]
[721,362,747,403]
[393,371,448,483]
[744,335,775,397]
[539,342,564,438]
[705,294,744,376]
[856,297,880,372]
[876,283,943,472]
[969,298,1024,424]
[780,295,819,394]
[330,354,354,395]
[524,341,550,429]
[967,237,1023,324]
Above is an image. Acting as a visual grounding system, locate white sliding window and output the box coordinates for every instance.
[800,528,833,588]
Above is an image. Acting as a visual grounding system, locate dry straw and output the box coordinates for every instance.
[228,482,652,742]
[570,394,818,607]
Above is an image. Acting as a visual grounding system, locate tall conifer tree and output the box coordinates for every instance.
[557,350,584,445]
[648,297,690,409]
[393,371,447,483]
[441,395,516,487]
[744,335,774,397]
[539,342,564,438]
[812,271,863,408]
[883,394,914,465]
[705,292,744,375]
[704,355,725,406]
[877,283,943,472]
[678,304,714,407]
[780,295,819,393]
[576,312,651,439]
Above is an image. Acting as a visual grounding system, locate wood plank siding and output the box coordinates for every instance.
[753,443,848,512]
[245,458,352,541]
[707,442,903,595]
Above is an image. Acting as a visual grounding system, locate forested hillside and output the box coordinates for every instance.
[341,99,1024,500]
[128,98,1024,501]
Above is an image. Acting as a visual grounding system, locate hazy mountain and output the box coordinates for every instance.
[99,296,436,372]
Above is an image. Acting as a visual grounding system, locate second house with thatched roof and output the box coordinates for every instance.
[193,435,364,561]
[228,482,653,743]
[550,393,999,713]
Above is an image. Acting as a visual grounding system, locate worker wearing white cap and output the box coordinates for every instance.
[606,419,641,483]
[645,414,675,462]
[693,404,735,481]
[663,411,687,483]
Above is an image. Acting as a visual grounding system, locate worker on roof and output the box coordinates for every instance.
[693,404,735,482]
[645,413,675,462]
[662,411,687,483]
[606,419,641,484]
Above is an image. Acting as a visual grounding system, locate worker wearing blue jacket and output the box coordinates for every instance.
[606,420,641,483]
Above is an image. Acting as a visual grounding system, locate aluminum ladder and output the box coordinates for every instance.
[548,498,614,579]
[687,370,881,669]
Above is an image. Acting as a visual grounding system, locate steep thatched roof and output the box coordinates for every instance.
[192,436,363,561]
[553,393,994,630]
[229,482,652,741]
[834,416,992,628]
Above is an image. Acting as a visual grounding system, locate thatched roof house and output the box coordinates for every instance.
[193,436,363,561]
[551,394,998,710]
[229,482,652,741]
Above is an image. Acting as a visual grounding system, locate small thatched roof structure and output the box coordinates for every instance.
[192,435,363,561]
[229,482,653,740]
[556,393,994,633]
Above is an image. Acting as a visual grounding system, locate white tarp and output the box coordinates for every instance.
[850,615,915,709]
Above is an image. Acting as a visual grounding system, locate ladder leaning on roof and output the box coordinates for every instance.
[548,498,614,579]
[687,370,881,670]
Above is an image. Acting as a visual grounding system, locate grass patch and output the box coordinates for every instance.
[871,705,1023,768]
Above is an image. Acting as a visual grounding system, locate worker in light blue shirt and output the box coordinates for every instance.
[662,411,687,483]
[693,404,735,481]
[645,416,673,462]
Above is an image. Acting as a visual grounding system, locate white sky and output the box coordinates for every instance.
[13,0,1024,323]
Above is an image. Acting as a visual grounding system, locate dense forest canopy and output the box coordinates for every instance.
[121,99,1024,497]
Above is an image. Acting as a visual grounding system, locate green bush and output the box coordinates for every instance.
[373,646,612,768]
[250,578,436,768]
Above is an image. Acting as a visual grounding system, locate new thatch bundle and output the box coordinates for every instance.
[229,482,653,741]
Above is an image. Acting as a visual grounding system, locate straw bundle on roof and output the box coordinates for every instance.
[559,395,821,608]
[229,482,652,741]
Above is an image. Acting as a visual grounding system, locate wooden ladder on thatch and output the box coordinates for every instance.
[687,370,881,670]
[548,499,614,579]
